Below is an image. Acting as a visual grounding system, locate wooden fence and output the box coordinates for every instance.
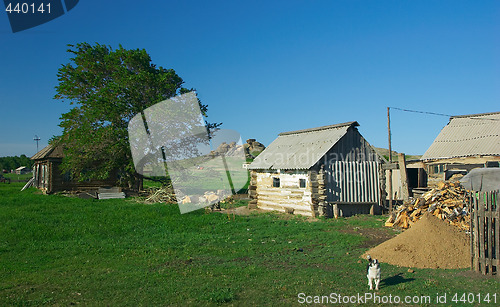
[470,191,499,276]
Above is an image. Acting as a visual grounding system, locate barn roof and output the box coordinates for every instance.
[248,122,359,170]
[31,144,64,160]
[421,112,500,161]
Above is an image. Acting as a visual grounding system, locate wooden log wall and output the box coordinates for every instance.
[34,159,118,194]
[248,170,258,209]
[255,170,315,217]
[310,165,327,217]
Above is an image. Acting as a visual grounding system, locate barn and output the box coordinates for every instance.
[418,111,500,186]
[31,144,117,194]
[248,122,386,217]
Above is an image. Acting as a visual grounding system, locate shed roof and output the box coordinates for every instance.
[31,144,64,160]
[421,112,500,161]
[248,122,358,170]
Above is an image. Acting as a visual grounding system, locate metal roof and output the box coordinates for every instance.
[248,122,358,170]
[421,112,500,160]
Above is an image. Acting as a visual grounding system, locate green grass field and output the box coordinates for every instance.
[1,173,32,182]
[0,183,498,306]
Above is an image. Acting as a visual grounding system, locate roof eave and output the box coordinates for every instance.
[279,121,358,136]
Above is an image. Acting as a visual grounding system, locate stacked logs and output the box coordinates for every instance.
[314,167,328,217]
[385,181,469,231]
[248,171,258,209]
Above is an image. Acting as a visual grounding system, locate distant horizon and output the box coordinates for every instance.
[1,1,498,157]
[2,107,499,159]
[1,109,498,158]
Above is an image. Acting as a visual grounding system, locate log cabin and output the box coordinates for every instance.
[31,144,118,194]
[248,122,386,217]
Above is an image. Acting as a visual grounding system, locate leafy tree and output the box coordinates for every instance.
[0,155,33,171]
[53,43,220,189]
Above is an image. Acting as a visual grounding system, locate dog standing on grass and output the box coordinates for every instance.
[366,255,381,291]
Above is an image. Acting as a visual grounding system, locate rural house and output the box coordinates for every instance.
[15,166,31,175]
[248,122,386,217]
[416,112,500,186]
[31,144,117,194]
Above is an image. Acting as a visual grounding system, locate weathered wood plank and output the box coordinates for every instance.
[98,192,126,199]
[487,192,493,274]
[382,163,399,170]
[491,192,498,276]
[398,153,409,202]
[257,200,312,210]
[479,195,485,274]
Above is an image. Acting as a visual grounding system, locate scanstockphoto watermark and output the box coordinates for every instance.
[297,292,431,305]
[256,149,380,169]
[297,292,498,305]
[3,0,80,33]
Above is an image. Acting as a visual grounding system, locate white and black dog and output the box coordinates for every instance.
[366,255,381,291]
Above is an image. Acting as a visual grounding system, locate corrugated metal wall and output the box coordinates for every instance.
[326,161,380,203]
[327,128,379,162]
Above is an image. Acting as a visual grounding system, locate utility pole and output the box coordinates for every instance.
[34,135,40,153]
[387,107,393,212]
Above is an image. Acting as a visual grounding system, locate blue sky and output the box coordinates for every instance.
[0,0,498,158]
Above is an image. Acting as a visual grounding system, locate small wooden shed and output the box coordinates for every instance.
[15,166,31,175]
[31,144,117,194]
[248,122,386,217]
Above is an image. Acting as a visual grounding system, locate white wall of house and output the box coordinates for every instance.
[255,171,314,216]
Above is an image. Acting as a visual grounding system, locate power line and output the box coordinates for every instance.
[389,107,500,121]
[389,107,451,117]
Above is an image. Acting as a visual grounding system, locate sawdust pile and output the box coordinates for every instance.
[364,213,470,269]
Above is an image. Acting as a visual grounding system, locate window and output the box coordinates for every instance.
[273,177,280,187]
[299,178,306,188]
[486,161,499,168]
[432,164,445,174]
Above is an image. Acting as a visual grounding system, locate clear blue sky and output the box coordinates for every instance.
[0,0,498,157]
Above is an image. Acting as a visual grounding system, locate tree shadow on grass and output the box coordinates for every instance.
[382,273,415,286]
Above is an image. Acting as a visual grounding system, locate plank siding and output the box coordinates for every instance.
[255,172,314,216]
[324,127,379,163]
[321,128,380,204]
[470,192,499,276]
[33,158,117,194]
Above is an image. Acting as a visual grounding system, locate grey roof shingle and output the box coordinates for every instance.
[421,112,500,160]
[248,122,358,170]
[31,144,64,160]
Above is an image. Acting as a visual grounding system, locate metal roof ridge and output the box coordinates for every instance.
[278,121,359,136]
[420,153,499,161]
[450,111,500,119]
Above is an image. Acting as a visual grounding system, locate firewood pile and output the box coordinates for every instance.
[385,181,470,231]
[143,184,177,204]
[143,185,229,206]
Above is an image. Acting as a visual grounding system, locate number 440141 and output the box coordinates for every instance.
[5,3,51,14]
[451,293,497,304]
